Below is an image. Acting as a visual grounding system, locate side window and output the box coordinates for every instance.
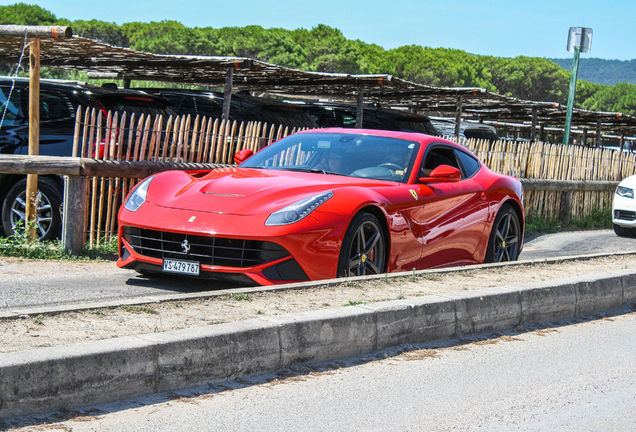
[421,146,460,177]
[455,150,481,178]
[39,91,71,121]
[0,86,24,125]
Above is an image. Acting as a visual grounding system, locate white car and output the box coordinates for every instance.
[612,174,636,237]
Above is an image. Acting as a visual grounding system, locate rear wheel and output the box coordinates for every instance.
[337,212,386,278]
[485,204,521,263]
[1,177,63,241]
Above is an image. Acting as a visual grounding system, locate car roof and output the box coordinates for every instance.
[0,76,171,103]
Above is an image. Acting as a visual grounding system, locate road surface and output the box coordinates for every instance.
[1,229,635,310]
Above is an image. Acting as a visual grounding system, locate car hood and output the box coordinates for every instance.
[146,167,392,215]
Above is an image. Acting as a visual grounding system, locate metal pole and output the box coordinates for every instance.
[563,45,582,145]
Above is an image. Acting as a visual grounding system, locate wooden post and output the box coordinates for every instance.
[530,106,537,143]
[559,190,573,225]
[454,96,463,139]
[582,129,588,147]
[62,175,87,253]
[620,134,626,152]
[222,67,234,122]
[596,118,602,147]
[539,124,545,142]
[122,78,130,89]
[355,85,364,128]
[26,37,40,241]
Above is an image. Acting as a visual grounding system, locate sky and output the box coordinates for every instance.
[5,0,636,60]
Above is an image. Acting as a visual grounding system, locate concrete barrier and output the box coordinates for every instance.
[1,269,635,420]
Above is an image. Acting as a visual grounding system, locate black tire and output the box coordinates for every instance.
[1,177,63,241]
[337,212,386,278]
[613,223,636,238]
[485,204,521,263]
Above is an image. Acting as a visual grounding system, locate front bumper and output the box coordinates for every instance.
[612,194,636,227]
[116,202,344,285]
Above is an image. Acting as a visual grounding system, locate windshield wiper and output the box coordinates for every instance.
[277,167,345,176]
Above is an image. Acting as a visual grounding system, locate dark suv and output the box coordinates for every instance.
[143,89,318,130]
[287,101,440,136]
[0,77,175,240]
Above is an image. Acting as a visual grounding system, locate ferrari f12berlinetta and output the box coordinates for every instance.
[117,128,524,285]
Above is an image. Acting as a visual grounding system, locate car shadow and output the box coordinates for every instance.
[124,272,249,292]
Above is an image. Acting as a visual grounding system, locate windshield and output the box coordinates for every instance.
[240,132,420,183]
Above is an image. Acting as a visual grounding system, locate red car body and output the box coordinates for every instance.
[117,128,524,285]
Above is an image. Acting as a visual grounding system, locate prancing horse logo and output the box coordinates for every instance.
[181,239,191,254]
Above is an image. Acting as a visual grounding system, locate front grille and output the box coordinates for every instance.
[123,227,290,268]
[614,210,636,221]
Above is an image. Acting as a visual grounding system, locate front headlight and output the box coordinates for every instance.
[124,176,155,211]
[616,185,634,199]
[265,191,334,226]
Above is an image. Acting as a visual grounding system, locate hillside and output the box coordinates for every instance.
[551,58,636,85]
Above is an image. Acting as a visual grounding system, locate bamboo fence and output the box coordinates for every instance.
[72,107,636,246]
[72,107,304,247]
[459,137,636,221]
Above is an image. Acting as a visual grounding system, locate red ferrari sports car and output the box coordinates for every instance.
[117,128,524,285]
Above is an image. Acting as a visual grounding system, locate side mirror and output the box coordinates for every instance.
[234,148,254,164]
[419,164,462,183]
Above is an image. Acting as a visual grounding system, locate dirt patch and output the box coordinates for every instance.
[2,254,636,354]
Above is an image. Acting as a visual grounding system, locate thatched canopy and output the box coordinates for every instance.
[1,29,635,138]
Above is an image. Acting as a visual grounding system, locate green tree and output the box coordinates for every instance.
[580,82,636,115]
[0,2,57,25]
[59,19,128,47]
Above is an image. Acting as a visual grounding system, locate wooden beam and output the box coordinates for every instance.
[530,106,537,143]
[355,85,364,128]
[0,25,72,39]
[222,67,233,122]
[454,95,463,139]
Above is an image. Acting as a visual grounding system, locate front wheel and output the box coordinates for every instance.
[337,212,386,278]
[485,204,521,263]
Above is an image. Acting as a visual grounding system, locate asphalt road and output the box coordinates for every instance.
[35,307,636,431]
[1,229,635,311]
[519,229,636,260]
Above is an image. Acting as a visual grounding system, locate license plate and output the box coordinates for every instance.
[163,259,200,276]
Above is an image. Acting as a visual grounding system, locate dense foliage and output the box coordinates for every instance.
[2,3,636,115]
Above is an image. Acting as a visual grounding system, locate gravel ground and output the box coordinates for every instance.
[2,253,636,354]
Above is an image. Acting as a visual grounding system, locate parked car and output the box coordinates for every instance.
[141,89,318,129]
[0,77,175,240]
[612,174,636,237]
[429,117,499,142]
[288,101,440,135]
[117,128,524,285]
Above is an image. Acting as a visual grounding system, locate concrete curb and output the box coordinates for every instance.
[1,269,636,419]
